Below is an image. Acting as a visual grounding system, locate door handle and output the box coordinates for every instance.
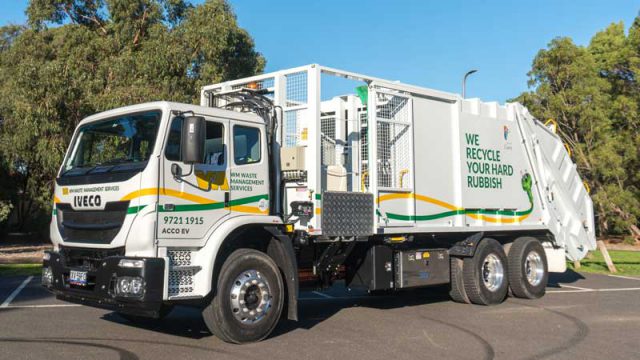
[224,192,230,208]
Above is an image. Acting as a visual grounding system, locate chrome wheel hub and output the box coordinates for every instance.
[229,270,272,324]
[525,251,544,286]
[482,254,505,292]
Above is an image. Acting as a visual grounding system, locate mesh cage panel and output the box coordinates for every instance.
[375,92,412,189]
[321,114,337,166]
[359,110,369,189]
[286,72,308,107]
[321,114,336,140]
[321,135,337,166]
[284,110,301,147]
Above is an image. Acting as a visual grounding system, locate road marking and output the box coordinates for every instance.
[311,291,334,299]
[608,274,640,281]
[0,276,33,308]
[559,284,592,291]
[547,287,640,294]
[1,304,82,309]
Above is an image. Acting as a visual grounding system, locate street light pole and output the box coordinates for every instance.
[462,69,478,99]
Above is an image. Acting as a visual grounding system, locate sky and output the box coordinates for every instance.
[1,1,639,103]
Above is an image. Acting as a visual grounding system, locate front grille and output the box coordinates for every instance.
[56,201,129,244]
[60,246,125,271]
[168,250,192,266]
[168,249,197,298]
[168,268,196,297]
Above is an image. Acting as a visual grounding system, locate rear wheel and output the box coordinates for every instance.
[507,237,548,299]
[203,249,284,343]
[449,257,470,304]
[463,238,509,305]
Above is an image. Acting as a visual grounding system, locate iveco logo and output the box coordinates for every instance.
[73,195,102,208]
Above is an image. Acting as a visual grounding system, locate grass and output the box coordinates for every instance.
[568,250,640,276]
[0,263,42,277]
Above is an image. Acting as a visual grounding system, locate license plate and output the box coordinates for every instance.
[69,270,87,286]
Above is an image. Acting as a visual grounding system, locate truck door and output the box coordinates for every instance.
[158,115,230,241]
[229,121,270,216]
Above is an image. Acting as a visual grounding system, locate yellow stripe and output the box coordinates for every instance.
[315,207,322,215]
[121,188,216,204]
[229,205,268,215]
[377,193,462,211]
[414,194,461,211]
[53,196,61,204]
[467,213,530,223]
[378,193,531,223]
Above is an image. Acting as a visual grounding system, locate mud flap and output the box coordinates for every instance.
[265,226,299,321]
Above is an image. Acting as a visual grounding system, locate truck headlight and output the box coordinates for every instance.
[42,252,51,261]
[115,276,145,297]
[42,267,53,287]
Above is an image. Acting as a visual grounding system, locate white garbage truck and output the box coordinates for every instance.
[42,64,596,343]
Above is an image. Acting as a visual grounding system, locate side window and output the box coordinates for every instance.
[165,117,225,165]
[204,121,225,166]
[165,117,182,161]
[234,126,261,165]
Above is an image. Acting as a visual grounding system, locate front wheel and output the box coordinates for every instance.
[203,249,284,343]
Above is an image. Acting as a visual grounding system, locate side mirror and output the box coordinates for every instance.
[171,163,182,177]
[181,116,205,164]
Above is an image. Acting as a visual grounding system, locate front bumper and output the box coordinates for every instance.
[42,251,166,317]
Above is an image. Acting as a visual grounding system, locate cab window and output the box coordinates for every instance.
[165,117,225,165]
[233,126,261,165]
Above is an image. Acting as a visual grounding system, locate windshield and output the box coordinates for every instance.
[61,111,161,177]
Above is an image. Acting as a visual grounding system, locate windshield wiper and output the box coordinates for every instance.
[60,158,143,177]
[59,163,97,177]
[99,157,136,166]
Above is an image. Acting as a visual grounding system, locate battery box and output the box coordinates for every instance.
[394,249,449,288]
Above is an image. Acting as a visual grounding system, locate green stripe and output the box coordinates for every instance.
[229,194,269,207]
[159,194,269,212]
[381,188,534,222]
[383,207,533,222]
[127,205,147,214]
[315,194,322,200]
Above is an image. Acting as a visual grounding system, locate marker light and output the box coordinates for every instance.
[118,259,144,268]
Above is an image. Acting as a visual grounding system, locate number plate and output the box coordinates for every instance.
[69,270,87,286]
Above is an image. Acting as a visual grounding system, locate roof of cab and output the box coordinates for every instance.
[77,101,265,127]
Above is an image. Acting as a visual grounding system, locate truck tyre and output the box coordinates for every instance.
[449,257,470,304]
[463,238,509,305]
[203,249,284,344]
[507,237,548,299]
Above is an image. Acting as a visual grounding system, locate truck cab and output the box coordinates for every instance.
[44,100,284,318]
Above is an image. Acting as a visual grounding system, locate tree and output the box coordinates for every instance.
[0,0,264,231]
[514,17,640,241]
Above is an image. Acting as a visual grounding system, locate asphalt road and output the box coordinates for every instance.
[0,271,639,360]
